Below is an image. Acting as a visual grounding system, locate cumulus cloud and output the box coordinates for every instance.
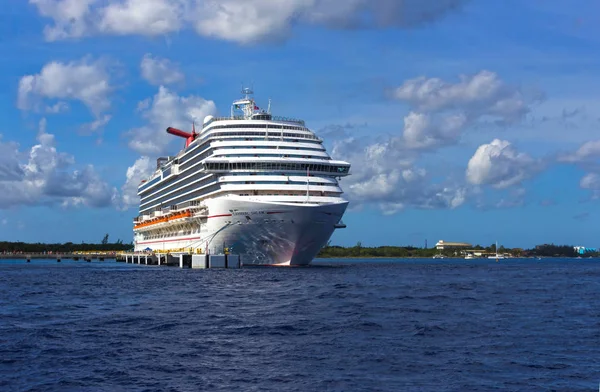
[45,101,69,114]
[99,0,185,36]
[319,69,541,213]
[388,70,538,152]
[557,140,600,199]
[31,0,468,43]
[402,111,467,150]
[126,86,216,155]
[332,137,467,213]
[393,70,530,123]
[466,139,541,189]
[30,0,97,41]
[320,69,541,213]
[575,172,600,200]
[17,57,113,128]
[80,115,112,135]
[140,54,185,86]
[120,156,155,209]
[580,173,600,190]
[0,136,25,182]
[558,140,600,163]
[0,119,117,209]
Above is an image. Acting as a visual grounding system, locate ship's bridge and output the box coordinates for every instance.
[252,112,272,121]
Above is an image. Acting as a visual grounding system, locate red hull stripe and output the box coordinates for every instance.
[137,236,202,245]
[207,213,233,219]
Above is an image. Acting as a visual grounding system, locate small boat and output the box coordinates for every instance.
[432,254,445,259]
[488,241,505,260]
[465,254,474,260]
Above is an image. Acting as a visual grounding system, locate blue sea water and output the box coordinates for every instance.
[0,258,599,391]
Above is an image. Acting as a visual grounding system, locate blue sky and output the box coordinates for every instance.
[1,0,599,249]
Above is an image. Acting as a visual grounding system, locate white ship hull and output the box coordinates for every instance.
[134,196,348,266]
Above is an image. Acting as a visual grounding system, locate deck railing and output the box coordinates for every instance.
[208,115,305,126]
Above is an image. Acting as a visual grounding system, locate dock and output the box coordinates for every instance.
[115,252,242,269]
[0,252,113,262]
[1,250,242,269]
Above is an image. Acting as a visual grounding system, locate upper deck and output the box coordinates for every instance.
[203,115,305,128]
[138,88,348,192]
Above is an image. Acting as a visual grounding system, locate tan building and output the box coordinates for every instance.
[435,240,472,250]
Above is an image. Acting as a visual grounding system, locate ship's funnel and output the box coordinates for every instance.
[166,126,196,148]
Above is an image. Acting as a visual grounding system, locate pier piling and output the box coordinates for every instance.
[117,252,240,269]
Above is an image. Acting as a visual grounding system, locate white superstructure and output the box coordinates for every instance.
[132,89,350,265]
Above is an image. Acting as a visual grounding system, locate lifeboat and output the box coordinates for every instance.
[134,209,193,230]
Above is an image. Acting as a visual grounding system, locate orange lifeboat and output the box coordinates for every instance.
[134,209,192,230]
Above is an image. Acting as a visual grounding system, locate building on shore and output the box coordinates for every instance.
[435,240,472,250]
[574,246,597,255]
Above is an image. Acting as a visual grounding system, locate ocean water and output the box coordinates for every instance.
[0,258,599,391]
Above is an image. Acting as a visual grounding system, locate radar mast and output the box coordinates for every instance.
[231,86,257,119]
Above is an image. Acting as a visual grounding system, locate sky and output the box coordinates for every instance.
[1,0,600,249]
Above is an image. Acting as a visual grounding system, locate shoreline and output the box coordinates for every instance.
[0,254,593,260]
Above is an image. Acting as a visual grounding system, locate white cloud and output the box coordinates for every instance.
[0,118,117,209]
[80,115,112,135]
[126,86,216,155]
[30,0,98,41]
[332,136,467,213]
[31,0,468,44]
[393,70,530,124]
[466,139,540,189]
[56,166,119,208]
[0,136,25,181]
[558,140,600,163]
[140,54,185,86]
[321,68,541,212]
[494,188,527,209]
[383,70,538,153]
[45,101,69,114]
[17,57,113,125]
[99,0,185,36]
[191,0,307,44]
[120,156,155,209]
[402,111,467,150]
[580,173,600,191]
[552,140,600,200]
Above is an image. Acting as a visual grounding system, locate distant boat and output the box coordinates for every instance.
[465,254,474,260]
[488,241,505,260]
[433,254,445,259]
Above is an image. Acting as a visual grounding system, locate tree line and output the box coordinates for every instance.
[0,237,593,257]
[1,234,132,253]
[317,242,595,258]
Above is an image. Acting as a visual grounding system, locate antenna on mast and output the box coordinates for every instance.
[241,86,254,97]
[267,98,271,114]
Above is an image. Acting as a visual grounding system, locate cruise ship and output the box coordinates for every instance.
[132,89,351,266]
